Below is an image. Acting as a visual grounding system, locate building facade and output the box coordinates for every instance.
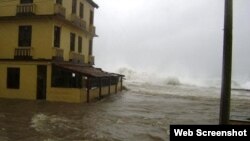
[0,0,123,103]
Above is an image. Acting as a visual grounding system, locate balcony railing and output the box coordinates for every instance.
[89,25,96,35]
[16,4,36,15]
[70,14,87,30]
[14,47,33,60]
[52,47,64,61]
[69,52,85,64]
[89,55,95,65]
[80,20,87,30]
[54,4,66,17]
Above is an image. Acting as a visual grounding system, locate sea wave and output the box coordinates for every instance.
[117,67,250,90]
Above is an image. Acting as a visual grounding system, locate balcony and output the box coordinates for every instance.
[89,25,96,35]
[54,4,66,17]
[16,4,36,16]
[14,47,33,60]
[52,47,64,61]
[89,55,95,65]
[70,14,86,30]
[69,52,85,64]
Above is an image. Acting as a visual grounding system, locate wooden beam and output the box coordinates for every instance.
[121,77,123,91]
[109,77,111,95]
[115,79,118,93]
[99,78,102,99]
[86,77,90,103]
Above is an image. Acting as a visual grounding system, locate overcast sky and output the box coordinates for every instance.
[93,0,250,84]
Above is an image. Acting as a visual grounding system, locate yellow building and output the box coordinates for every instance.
[0,0,123,103]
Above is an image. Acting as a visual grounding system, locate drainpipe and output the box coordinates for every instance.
[219,0,233,125]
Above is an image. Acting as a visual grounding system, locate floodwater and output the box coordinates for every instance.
[0,82,249,141]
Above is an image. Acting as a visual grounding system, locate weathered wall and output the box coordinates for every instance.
[0,62,37,100]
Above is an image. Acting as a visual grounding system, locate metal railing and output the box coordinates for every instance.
[52,47,64,61]
[89,55,95,65]
[71,14,87,30]
[14,47,33,59]
[16,4,36,15]
[89,25,96,35]
[54,4,66,17]
[69,52,85,63]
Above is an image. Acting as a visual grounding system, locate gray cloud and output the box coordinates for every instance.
[93,0,250,84]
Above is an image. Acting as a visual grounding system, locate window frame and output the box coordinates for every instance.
[78,36,82,53]
[54,26,61,48]
[89,39,93,55]
[18,25,32,47]
[56,0,62,5]
[72,0,77,14]
[20,0,33,4]
[7,68,20,89]
[70,33,76,51]
[80,3,84,19]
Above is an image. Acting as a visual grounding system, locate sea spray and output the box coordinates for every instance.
[116,67,250,90]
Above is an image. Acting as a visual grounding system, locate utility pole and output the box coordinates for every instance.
[219,0,233,125]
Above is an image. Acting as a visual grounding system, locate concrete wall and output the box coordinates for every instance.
[47,87,82,103]
[0,62,38,100]
[53,20,89,63]
[0,63,122,103]
[101,86,109,96]
[110,85,116,94]
[117,81,122,91]
[0,0,96,63]
[0,20,53,59]
[89,87,99,101]
[0,0,95,21]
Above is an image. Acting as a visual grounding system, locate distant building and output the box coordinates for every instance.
[0,0,123,103]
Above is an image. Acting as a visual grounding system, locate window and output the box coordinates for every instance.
[89,39,93,55]
[72,0,77,14]
[18,25,32,47]
[56,0,62,5]
[20,0,33,4]
[70,33,76,51]
[80,3,84,19]
[7,68,20,89]
[51,66,82,88]
[78,36,82,53]
[90,10,94,25]
[54,26,61,48]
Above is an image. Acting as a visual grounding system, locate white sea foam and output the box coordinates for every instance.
[30,113,70,132]
[241,81,250,89]
[117,67,250,90]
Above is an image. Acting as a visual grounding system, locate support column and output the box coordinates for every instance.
[120,76,123,91]
[220,0,233,125]
[109,77,111,95]
[115,77,118,93]
[99,77,102,99]
[87,77,90,103]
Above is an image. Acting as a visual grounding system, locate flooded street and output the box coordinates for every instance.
[0,83,249,141]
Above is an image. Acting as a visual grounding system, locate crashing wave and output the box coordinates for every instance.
[164,77,181,85]
[116,67,250,89]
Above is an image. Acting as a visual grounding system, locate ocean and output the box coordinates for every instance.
[0,78,249,141]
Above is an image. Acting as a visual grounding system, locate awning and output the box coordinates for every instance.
[53,63,123,78]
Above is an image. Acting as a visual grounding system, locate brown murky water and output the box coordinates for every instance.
[0,83,249,141]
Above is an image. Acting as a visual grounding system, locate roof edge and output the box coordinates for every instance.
[86,0,99,8]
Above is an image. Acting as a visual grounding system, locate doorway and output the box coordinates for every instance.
[37,65,47,100]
